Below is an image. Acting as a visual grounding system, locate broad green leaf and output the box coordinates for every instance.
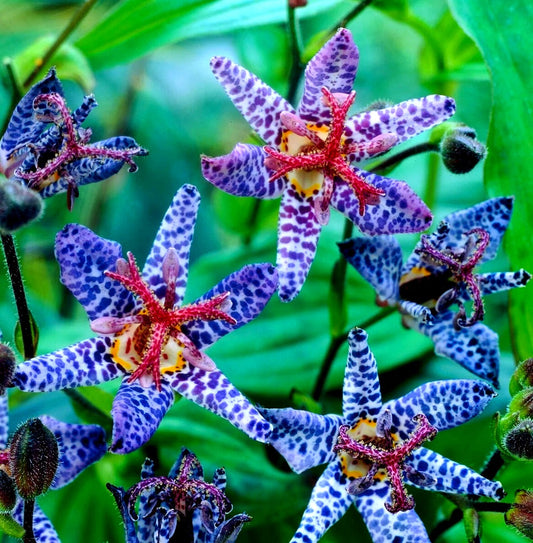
[12,36,95,92]
[0,513,25,538]
[76,0,344,70]
[449,0,533,360]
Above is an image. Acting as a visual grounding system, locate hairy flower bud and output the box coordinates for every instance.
[0,180,43,233]
[505,489,533,539]
[0,343,16,394]
[9,419,59,499]
[0,470,16,512]
[440,125,486,174]
[495,410,533,461]
[510,358,533,396]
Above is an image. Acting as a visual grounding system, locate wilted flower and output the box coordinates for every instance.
[108,448,250,542]
[202,28,455,301]
[339,197,531,385]
[13,184,276,453]
[260,328,503,542]
[0,68,147,209]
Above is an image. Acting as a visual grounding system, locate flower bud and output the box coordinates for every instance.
[510,358,533,396]
[440,125,486,174]
[495,411,533,461]
[9,418,59,499]
[0,470,16,512]
[0,180,43,233]
[0,343,16,394]
[505,489,533,539]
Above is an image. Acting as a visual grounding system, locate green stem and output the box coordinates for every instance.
[1,234,36,360]
[22,498,36,543]
[286,5,304,105]
[1,60,23,135]
[370,142,439,175]
[22,0,100,89]
[330,0,375,33]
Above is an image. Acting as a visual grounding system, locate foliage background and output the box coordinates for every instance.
[0,0,532,541]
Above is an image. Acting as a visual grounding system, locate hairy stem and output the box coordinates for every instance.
[22,498,36,543]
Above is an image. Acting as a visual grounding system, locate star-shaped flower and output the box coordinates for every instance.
[260,328,503,543]
[201,28,456,301]
[339,197,531,386]
[12,184,277,453]
[108,447,250,543]
[0,393,107,541]
[0,68,147,209]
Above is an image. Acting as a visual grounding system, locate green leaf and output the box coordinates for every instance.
[14,309,39,359]
[0,513,24,538]
[76,0,344,70]
[65,387,114,434]
[449,0,533,360]
[12,36,95,92]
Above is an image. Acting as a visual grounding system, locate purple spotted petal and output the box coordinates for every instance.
[344,94,456,154]
[0,394,8,448]
[201,143,285,198]
[355,484,430,543]
[110,379,174,454]
[55,224,136,321]
[0,69,63,176]
[107,484,140,543]
[475,270,531,297]
[142,184,200,304]
[343,328,382,422]
[169,366,272,443]
[259,408,342,473]
[184,263,277,349]
[210,56,294,147]
[277,187,321,302]
[338,236,402,304]
[384,379,495,440]
[298,28,359,125]
[39,136,146,198]
[410,310,500,385]
[40,415,107,489]
[406,448,504,500]
[12,500,60,543]
[289,461,353,543]
[331,172,433,235]
[13,337,122,392]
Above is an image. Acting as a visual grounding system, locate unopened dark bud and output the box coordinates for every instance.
[510,358,533,396]
[9,418,58,499]
[0,343,15,394]
[495,411,533,461]
[440,125,486,174]
[0,180,43,232]
[0,470,16,512]
[505,489,533,539]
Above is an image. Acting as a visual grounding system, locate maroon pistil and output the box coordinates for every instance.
[334,414,437,513]
[418,227,490,327]
[105,252,236,390]
[264,87,385,216]
[15,93,144,210]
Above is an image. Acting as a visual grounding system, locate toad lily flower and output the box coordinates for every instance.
[13,184,277,453]
[260,328,503,543]
[107,448,250,543]
[0,394,107,541]
[0,68,147,209]
[201,28,456,301]
[339,197,531,385]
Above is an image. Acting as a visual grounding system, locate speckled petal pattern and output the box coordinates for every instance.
[260,408,342,473]
[344,95,456,153]
[111,379,175,454]
[356,484,430,543]
[184,263,277,349]
[338,236,402,303]
[13,336,122,392]
[343,328,382,421]
[55,224,136,320]
[40,415,107,489]
[169,366,272,443]
[475,270,531,297]
[406,447,504,499]
[201,143,285,198]
[384,379,495,439]
[298,28,359,125]
[331,173,433,235]
[290,461,353,543]
[0,394,8,448]
[410,310,500,385]
[210,56,294,147]
[107,484,140,543]
[277,187,321,302]
[12,501,60,543]
[142,184,200,304]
